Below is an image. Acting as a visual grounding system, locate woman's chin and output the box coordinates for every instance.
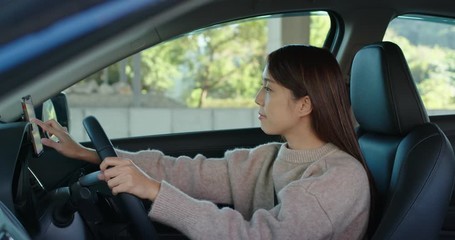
[260,125,276,135]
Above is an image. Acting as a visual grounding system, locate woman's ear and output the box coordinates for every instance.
[297,95,312,117]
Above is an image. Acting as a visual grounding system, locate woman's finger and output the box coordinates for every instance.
[41,137,60,148]
[100,157,131,171]
[105,171,134,195]
[111,185,124,196]
[98,172,106,181]
[31,118,56,135]
[107,172,132,187]
[45,119,67,132]
[100,157,119,171]
[100,159,131,179]
[105,165,137,181]
[103,166,125,180]
[99,162,160,200]
[106,174,121,189]
[31,118,67,141]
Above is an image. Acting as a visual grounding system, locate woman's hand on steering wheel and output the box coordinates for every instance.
[99,157,161,201]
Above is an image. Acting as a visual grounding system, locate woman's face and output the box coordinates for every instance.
[255,66,303,136]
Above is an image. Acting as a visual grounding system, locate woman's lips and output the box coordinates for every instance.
[258,113,266,120]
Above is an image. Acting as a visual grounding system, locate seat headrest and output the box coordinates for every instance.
[350,42,429,136]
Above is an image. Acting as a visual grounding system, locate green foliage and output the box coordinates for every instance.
[176,19,268,107]
[384,20,455,110]
[310,14,331,46]
[388,18,455,49]
[106,18,267,108]
[419,77,455,109]
[140,38,191,93]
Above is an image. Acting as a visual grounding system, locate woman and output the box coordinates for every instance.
[34,45,372,239]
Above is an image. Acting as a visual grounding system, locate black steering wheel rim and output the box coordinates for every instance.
[81,115,158,240]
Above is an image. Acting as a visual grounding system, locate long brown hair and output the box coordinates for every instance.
[267,45,362,159]
[267,45,376,228]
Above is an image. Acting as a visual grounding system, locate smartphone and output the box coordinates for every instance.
[21,95,44,157]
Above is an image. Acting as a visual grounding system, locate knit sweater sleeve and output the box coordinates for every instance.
[116,149,233,204]
[115,143,279,205]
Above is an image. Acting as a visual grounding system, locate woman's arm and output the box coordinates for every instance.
[150,160,370,240]
[32,118,100,164]
[116,149,234,204]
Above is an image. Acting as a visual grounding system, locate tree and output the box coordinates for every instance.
[181,19,267,107]
[134,18,268,108]
[310,14,331,46]
[384,26,455,110]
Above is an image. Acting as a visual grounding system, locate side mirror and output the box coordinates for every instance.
[35,92,71,132]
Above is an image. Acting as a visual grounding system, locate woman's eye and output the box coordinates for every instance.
[264,86,271,92]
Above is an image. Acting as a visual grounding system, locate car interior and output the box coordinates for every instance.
[0,0,454,239]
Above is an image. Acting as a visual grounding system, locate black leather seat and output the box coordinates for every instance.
[350,41,455,239]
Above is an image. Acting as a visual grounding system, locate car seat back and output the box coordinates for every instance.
[350,41,455,239]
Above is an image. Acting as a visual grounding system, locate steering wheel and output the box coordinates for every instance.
[79,116,158,240]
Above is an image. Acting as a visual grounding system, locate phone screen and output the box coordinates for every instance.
[21,95,44,157]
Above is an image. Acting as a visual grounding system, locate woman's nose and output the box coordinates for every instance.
[255,88,264,106]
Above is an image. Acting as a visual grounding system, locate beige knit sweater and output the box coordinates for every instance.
[117,142,370,240]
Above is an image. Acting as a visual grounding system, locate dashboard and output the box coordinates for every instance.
[0,115,141,239]
[0,119,91,240]
[0,121,41,239]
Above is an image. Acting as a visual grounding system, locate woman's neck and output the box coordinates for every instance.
[286,137,326,150]
[284,125,326,150]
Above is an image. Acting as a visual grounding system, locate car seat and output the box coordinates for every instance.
[350,41,455,239]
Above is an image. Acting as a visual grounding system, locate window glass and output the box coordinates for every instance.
[65,12,331,141]
[384,15,455,115]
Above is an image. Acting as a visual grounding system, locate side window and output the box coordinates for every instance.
[384,15,455,115]
[66,12,331,141]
